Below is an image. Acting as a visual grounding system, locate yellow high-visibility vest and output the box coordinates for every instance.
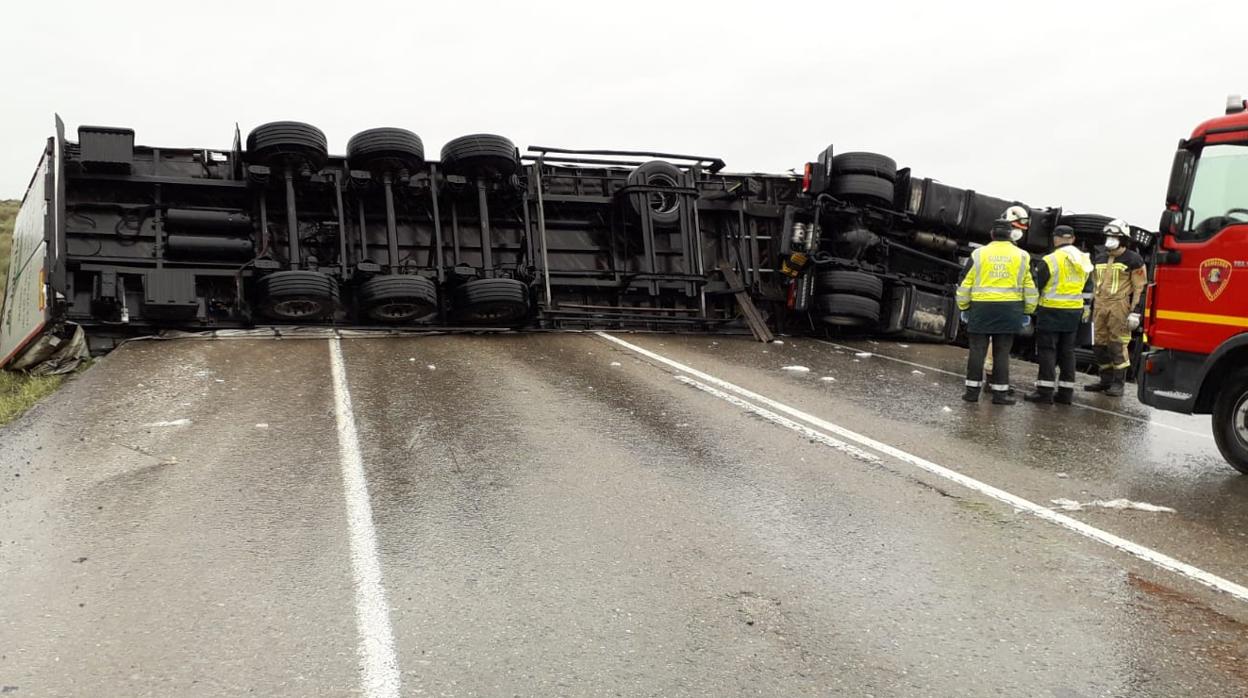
[956,241,1038,311]
[1038,246,1091,310]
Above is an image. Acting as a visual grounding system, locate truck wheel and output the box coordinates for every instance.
[1212,370,1248,474]
[1058,214,1113,238]
[246,121,329,172]
[815,270,884,300]
[813,293,881,327]
[831,152,897,181]
[626,161,684,226]
[256,271,339,321]
[440,134,520,178]
[454,278,530,326]
[829,174,895,207]
[347,128,425,176]
[357,275,438,323]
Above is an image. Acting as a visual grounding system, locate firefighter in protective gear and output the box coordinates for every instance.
[1023,225,1094,405]
[983,205,1030,387]
[958,220,1039,405]
[1085,219,1146,396]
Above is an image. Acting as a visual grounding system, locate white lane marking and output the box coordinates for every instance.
[816,339,1213,440]
[675,376,880,464]
[328,339,401,698]
[595,332,1248,604]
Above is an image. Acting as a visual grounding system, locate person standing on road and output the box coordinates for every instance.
[958,218,1039,405]
[1024,225,1094,405]
[1085,219,1146,397]
[983,205,1030,390]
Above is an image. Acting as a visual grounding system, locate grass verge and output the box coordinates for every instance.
[0,371,65,426]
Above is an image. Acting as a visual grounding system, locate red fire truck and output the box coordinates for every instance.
[1139,95,1248,473]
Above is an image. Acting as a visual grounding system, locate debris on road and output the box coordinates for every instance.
[142,418,191,428]
[820,376,836,382]
[781,365,811,373]
[1050,498,1176,513]
[855,352,873,358]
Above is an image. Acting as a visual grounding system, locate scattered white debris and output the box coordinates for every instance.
[911,370,924,376]
[852,359,861,363]
[426,364,436,370]
[214,379,225,383]
[676,422,690,428]
[1056,472,1069,479]
[898,344,911,349]
[409,357,416,362]
[762,350,769,354]
[1050,498,1176,513]
[781,365,811,373]
[143,419,191,428]
[820,376,836,382]
[610,361,622,367]
[255,423,270,429]
[941,406,953,413]
[855,352,873,358]
[159,456,179,466]
[772,340,785,345]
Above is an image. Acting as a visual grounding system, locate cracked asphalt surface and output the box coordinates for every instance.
[2,333,1246,696]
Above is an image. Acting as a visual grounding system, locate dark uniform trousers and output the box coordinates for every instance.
[966,333,1015,393]
[1035,329,1077,391]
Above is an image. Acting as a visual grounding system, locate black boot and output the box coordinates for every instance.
[1054,388,1074,405]
[1104,369,1127,397]
[962,386,981,403]
[1024,388,1054,404]
[1085,370,1113,392]
[992,390,1016,406]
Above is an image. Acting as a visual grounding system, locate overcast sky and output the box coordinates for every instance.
[3,0,1244,227]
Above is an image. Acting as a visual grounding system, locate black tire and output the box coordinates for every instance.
[440,134,520,178]
[357,274,438,323]
[813,293,881,327]
[626,160,685,226]
[255,271,339,321]
[830,152,897,181]
[815,270,884,300]
[1212,370,1248,474]
[453,278,530,326]
[246,121,329,172]
[347,128,425,176]
[830,174,896,207]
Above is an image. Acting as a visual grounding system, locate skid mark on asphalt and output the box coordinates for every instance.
[597,332,1248,605]
[328,339,401,698]
[816,339,1213,440]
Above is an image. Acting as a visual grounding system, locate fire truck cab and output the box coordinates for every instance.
[1140,95,1248,472]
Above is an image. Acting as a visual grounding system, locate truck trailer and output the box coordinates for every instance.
[2,116,1117,368]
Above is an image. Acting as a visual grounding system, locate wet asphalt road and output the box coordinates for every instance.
[2,333,1247,696]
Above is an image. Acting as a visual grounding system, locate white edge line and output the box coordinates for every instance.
[675,375,880,465]
[816,339,1213,440]
[596,331,1248,604]
[328,339,401,698]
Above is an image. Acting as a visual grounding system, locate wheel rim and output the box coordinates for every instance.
[271,299,325,319]
[1234,393,1248,447]
[368,301,432,322]
[647,174,680,216]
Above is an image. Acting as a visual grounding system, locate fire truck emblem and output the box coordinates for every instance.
[1199,258,1232,301]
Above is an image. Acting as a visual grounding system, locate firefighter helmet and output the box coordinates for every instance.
[1003,205,1030,229]
[1103,219,1129,237]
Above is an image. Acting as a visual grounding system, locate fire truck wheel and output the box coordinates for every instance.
[347,128,425,176]
[440,134,521,178]
[256,271,340,322]
[815,270,884,300]
[829,174,896,207]
[813,293,881,327]
[626,161,685,226]
[454,278,530,326]
[246,121,329,173]
[1212,371,1248,474]
[830,152,897,181]
[357,274,438,323]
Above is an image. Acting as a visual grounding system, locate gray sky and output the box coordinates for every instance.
[3,0,1244,227]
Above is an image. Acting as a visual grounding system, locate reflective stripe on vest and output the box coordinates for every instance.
[1039,247,1090,309]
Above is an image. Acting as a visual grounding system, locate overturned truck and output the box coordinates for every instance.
[3,116,1118,366]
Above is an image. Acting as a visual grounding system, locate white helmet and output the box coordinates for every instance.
[1103,219,1129,237]
[1003,205,1030,228]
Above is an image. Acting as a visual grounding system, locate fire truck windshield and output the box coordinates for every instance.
[1182,144,1248,240]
